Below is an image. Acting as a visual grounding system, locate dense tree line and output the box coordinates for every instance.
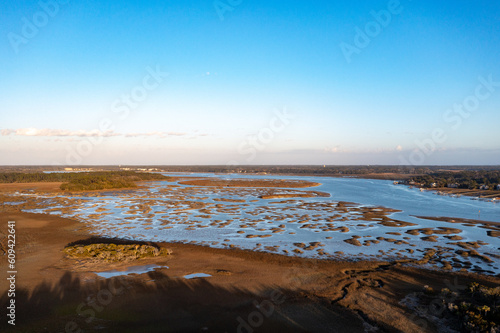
[2,165,499,175]
[411,171,500,189]
[0,171,168,191]
[157,165,436,175]
[157,165,500,176]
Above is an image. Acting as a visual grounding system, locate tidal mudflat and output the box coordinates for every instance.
[2,173,499,275]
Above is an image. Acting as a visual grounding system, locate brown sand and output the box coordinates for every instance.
[0,182,63,193]
[1,212,499,332]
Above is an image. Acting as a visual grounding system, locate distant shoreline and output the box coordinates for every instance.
[407,186,500,202]
[1,166,498,200]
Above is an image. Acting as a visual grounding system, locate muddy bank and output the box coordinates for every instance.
[1,211,500,332]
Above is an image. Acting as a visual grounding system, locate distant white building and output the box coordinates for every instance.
[496,184,500,190]
[447,183,459,188]
[480,185,489,190]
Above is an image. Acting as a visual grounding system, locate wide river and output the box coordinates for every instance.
[217,173,500,222]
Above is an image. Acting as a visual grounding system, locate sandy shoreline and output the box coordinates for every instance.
[1,211,500,332]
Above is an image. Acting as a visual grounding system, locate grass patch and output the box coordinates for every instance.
[63,243,172,262]
[0,171,169,191]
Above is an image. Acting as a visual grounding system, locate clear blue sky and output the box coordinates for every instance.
[1,0,499,165]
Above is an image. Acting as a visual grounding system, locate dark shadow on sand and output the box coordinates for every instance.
[1,269,366,333]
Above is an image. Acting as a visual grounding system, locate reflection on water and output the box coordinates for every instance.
[95,264,168,279]
[183,273,212,279]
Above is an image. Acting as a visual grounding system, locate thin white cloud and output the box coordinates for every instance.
[324,145,344,153]
[167,132,188,136]
[0,128,205,139]
[124,131,190,138]
[125,132,164,138]
[1,129,15,136]
[323,145,414,154]
[1,128,118,137]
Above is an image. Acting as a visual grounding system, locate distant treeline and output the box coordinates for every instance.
[1,165,500,175]
[411,171,500,189]
[150,165,500,176]
[0,171,168,191]
[156,165,436,175]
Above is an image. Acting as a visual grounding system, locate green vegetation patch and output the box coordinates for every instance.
[411,171,500,190]
[63,243,172,262]
[0,171,169,191]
